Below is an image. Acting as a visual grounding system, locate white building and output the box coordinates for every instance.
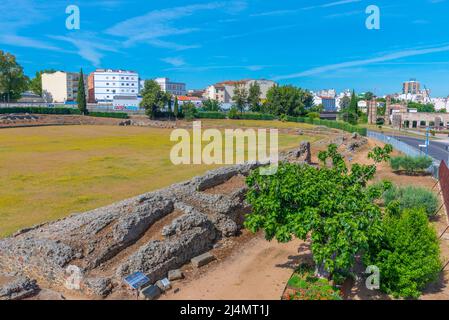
[42,71,88,103]
[88,69,139,104]
[155,78,186,96]
[204,79,276,104]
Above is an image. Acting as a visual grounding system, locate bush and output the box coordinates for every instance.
[383,185,439,217]
[88,112,128,119]
[238,113,276,121]
[366,208,441,299]
[0,107,81,115]
[228,107,239,119]
[195,111,227,119]
[390,155,433,174]
[284,116,367,136]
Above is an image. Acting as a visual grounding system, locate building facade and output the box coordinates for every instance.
[88,69,139,104]
[42,71,88,103]
[403,79,421,95]
[204,79,276,103]
[155,78,186,96]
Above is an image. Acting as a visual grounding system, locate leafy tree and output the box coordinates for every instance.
[364,92,374,101]
[438,108,447,113]
[341,90,359,125]
[173,96,179,119]
[77,69,87,115]
[306,112,320,119]
[247,81,262,112]
[29,69,56,96]
[339,96,351,111]
[183,101,197,121]
[408,102,436,113]
[0,51,29,102]
[232,83,248,114]
[245,144,393,279]
[265,85,313,117]
[366,208,441,299]
[202,98,222,112]
[140,80,171,119]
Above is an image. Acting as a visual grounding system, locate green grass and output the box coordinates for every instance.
[0,121,319,237]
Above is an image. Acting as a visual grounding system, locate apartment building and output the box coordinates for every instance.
[154,78,186,96]
[88,69,139,104]
[204,79,276,103]
[41,71,88,103]
[403,79,421,95]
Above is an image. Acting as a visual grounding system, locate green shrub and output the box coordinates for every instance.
[383,185,439,217]
[0,107,81,115]
[238,112,276,120]
[283,115,367,136]
[389,156,433,174]
[195,111,227,119]
[228,107,239,119]
[366,208,441,299]
[88,112,128,119]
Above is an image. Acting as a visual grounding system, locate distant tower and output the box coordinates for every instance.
[368,98,377,125]
[385,95,392,125]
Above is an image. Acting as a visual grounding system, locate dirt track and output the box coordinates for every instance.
[162,233,306,300]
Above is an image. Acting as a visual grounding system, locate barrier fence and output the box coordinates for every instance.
[367,130,440,179]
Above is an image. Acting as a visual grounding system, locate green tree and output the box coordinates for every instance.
[366,208,441,299]
[232,83,248,114]
[408,102,436,113]
[77,69,87,115]
[173,96,179,119]
[247,81,262,112]
[341,90,359,125]
[244,144,393,279]
[202,98,221,112]
[265,85,313,117]
[140,80,171,119]
[183,102,197,121]
[29,69,56,96]
[364,92,374,101]
[339,96,351,111]
[0,51,29,102]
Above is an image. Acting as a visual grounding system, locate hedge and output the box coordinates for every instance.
[390,155,434,174]
[237,113,276,121]
[284,115,367,136]
[0,107,81,115]
[195,111,227,119]
[88,111,129,119]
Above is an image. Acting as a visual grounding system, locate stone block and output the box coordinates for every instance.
[139,285,161,300]
[168,270,184,281]
[191,252,216,268]
[155,278,171,292]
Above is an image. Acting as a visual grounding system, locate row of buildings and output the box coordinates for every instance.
[40,69,278,111]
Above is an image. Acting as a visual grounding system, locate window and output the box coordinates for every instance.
[106,83,109,86]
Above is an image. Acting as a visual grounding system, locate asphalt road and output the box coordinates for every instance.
[386,135,449,162]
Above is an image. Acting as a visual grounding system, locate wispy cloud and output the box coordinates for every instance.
[273,44,449,80]
[166,64,274,72]
[161,57,186,67]
[106,2,236,50]
[251,0,361,17]
[49,33,119,67]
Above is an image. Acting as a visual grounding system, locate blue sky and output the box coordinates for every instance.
[2,0,449,96]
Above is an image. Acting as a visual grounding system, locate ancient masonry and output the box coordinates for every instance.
[0,143,313,300]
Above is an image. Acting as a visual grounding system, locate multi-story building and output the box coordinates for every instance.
[88,69,139,104]
[403,79,421,95]
[321,97,337,112]
[155,78,186,96]
[204,79,276,103]
[41,71,88,103]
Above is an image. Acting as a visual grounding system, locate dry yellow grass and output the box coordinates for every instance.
[0,122,319,237]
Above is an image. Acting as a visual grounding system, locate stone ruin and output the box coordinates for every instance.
[0,142,314,300]
[0,113,39,124]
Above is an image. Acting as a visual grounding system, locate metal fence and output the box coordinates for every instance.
[367,130,440,179]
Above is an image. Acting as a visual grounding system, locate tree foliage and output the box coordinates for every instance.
[366,208,441,298]
[140,80,171,118]
[340,90,359,125]
[244,144,393,278]
[408,102,435,113]
[202,98,222,112]
[232,83,248,114]
[0,51,28,102]
[264,85,313,117]
[247,81,262,112]
[77,69,87,115]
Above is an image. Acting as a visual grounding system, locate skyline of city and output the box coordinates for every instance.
[2,0,449,96]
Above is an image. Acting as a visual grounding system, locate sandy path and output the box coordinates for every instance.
[162,234,307,300]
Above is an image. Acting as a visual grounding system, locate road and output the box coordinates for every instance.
[385,134,449,162]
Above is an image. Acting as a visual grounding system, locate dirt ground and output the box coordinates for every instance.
[161,231,306,300]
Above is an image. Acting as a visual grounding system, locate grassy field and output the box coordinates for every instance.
[0,122,320,237]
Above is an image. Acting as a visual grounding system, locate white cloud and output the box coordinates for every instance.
[161,57,186,67]
[273,44,449,80]
[106,2,226,49]
[251,0,361,17]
